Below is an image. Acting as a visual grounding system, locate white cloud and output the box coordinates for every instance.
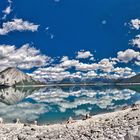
[2,0,12,20]
[31,53,136,81]
[117,49,139,63]
[83,71,97,78]
[90,57,95,61]
[76,50,93,59]
[113,67,136,79]
[60,58,79,68]
[76,62,98,71]
[60,56,69,62]
[32,67,71,82]
[36,67,65,73]
[0,44,51,71]
[2,6,12,20]
[0,18,39,35]
[98,58,115,73]
[132,35,140,48]
[75,58,116,73]
[130,19,140,30]
[135,61,140,66]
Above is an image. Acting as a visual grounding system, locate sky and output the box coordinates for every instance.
[0,0,140,81]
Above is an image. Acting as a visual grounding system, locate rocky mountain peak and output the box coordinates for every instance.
[0,67,32,86]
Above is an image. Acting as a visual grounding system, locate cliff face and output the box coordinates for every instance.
[0,67,32,86]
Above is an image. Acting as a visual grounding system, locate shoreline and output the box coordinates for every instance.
[14,83,140,88]
[0,82,140,88]
[0,104,140,140]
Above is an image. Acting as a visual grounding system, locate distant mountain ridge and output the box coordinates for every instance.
[0,67,39,86]
[57,77,116,84]
[116,73,140,84]
[57,74,140,85]
[0,67,140,87]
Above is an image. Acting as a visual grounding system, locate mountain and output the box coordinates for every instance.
[56,75,140,85]
[57,77,116,85]
[0,67,39,86]
[1,67,139,87]
[116,73,140,84]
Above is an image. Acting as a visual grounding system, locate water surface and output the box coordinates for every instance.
[0,85,140,124]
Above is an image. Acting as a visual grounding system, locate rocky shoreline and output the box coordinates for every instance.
[0,104,140,140]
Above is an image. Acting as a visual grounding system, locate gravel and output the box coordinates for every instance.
[0,105,140,140]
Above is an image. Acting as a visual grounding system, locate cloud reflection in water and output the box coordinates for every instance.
[0,86,139,124]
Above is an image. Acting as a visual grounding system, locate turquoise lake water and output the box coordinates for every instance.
[0,85,140,124]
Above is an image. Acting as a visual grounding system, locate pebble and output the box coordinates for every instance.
[0,105,139,140]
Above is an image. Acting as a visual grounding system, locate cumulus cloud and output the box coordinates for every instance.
[31,67,71,82]
[83,71,97,78]
[130,19,140,30]
[0,44,51,71]
[117,49,139,63]
[98,58,115,73]
[31,53,136,81]
[76,62,98,71]
[59,57,79,68]
[36,67,65,73]
[60,56,69,62]
[76,58,115,73]
[99,66,136,80]
[113,67,136,79]
[76,50,93,59]
[132,35,140,48]
[0,18,39,35]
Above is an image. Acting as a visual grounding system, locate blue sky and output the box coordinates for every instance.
[0,0,140,81]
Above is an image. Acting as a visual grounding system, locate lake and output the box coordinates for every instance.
[0,85,140,125]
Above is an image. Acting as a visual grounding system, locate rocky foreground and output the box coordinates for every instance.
[0,105,140,140]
